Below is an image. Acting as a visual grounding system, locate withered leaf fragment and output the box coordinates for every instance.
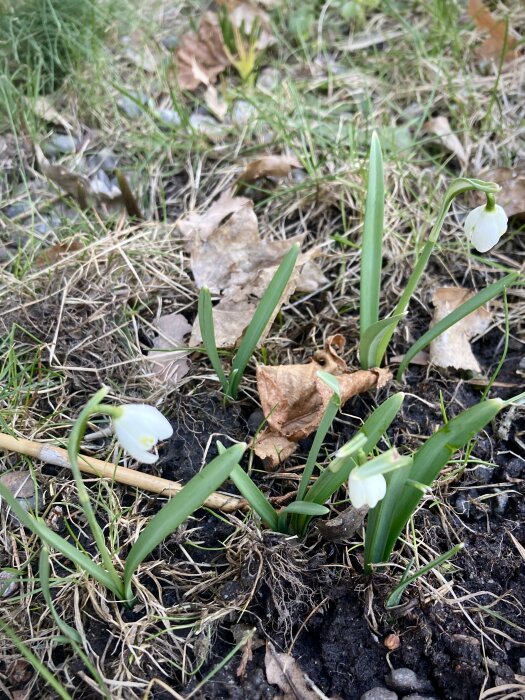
[254,335,392,467]
[237,154,302,186]
[467,0,519,62]
[429,287,492,374]
[265,642,321,700]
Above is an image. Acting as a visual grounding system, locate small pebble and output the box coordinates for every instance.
[157,108,182,128]
[256,67,281,92]
[161,35,179,50]
[247,409,264,435]
[0,571,19,597]
[117,91,151,119]
[0,470,40,518]
[3,201,31,218]
[404,695,438,700]
[385,668,433,693]
[454,493,472,517]
[519,657,525,674]
[360,688,398,700]
[230,100,257,126]
[189,113,226,141]
[94,148,118,173]
[42,133,77,156]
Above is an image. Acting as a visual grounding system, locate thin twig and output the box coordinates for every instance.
[0,432,245,513]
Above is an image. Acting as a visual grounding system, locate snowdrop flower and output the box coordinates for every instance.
[113,404,173,463]
[464,203,507,253]
[348,469,386,509]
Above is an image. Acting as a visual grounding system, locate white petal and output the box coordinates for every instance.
[464,206,484,239]
[471,219,502,252]
[492,204,508,233]
[464,204,508,253]
[365,474,387,509]
[348,473,367,509]
[113,404,172,463]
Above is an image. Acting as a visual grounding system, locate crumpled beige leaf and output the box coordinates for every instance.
[175,12,230,91]
[424,116,468,167]
[148,313,192,385]
[476,165,525,217]
[254,335,392,467]
[467,0,519,62]
[265,642,325,700]
[180,192,328,348]
[237,154,302,185]
[429,287,492,374]
[204,85,228,120]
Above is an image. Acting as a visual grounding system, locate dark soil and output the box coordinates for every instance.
[143,346,525,700]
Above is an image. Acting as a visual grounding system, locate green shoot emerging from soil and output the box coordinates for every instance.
[358,134,515,372]
[199,242,300,400]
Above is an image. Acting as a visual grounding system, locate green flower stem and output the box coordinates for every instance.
[374,178,501,365]
[485,193,496,211]
[67,387,124,598]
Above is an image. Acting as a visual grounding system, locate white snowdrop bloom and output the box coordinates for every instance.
[113,404,173,463]
[348,470,386,509]
[464,204,507,253]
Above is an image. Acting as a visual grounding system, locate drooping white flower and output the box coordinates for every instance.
[464,204,507,253]
[112,404,173,463]
[348,469,386,509]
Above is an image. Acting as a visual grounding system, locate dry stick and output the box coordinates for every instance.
[0,433,245,513]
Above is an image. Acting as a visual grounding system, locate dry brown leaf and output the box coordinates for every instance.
[175,12,230,91]
[237,154,302,185]
[181,193,327,348]
[254,335,392,467]
[148,313,192,385]
[204,85,228,120]
[35,240,83,268]
[35,144,90,206]
[467,0,519,62]
[265,642,322,700]
[424,116,468,167]
[429,287,492,374]
[315,505,368,542]
[476,165,525,218]
[178,190,251,245]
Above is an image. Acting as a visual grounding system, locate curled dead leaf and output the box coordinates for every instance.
[237,154,302,186]
[254,335,392,467]
[429,287,492,374]
[175,12,230,91]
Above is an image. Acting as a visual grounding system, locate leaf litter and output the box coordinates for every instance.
[429,287,492,374]
[147,312,192,385]
[254,334,392,467]
[179,189,327,348]
[467,0,519,62]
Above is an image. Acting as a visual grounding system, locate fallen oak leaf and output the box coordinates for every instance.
[424,116,468,167]
[254,334,392,467]
[178,189,251,246]
[35,239,83,268]
[429,287,492,374]
[467,0,519,62]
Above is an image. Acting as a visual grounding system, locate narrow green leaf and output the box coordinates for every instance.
[360,314,405,369]
[228,243,300,399]
[229,464,279,531]
[365,398,505,567]
[386,543,464,608]
[354,449,412,479]
[0,483,121,595]
[198,286,229,392]
[371,177,504,367]
[317,370,341,397]
[39,549,82,643]
[123,443,246,600]
[396,273,519,380]
[283,501,329,516]
[360,131,384,354]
